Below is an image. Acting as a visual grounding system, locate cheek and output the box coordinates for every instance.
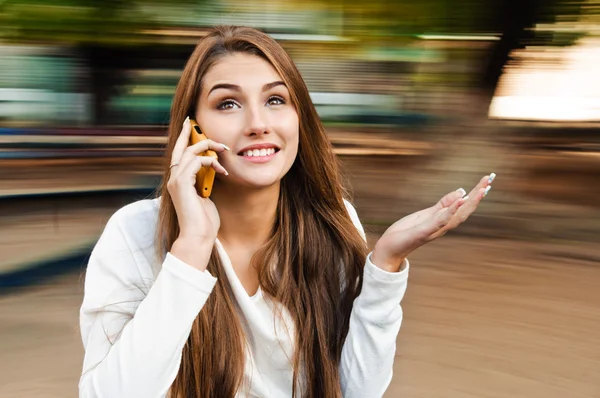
[280,117,299,170]
[275,112,300,147]
[202,116,241,143]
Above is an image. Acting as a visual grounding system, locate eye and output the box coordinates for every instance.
[267,96,285,106]
[217,100,240,110]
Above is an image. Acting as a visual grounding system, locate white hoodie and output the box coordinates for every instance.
[79,198,409,398]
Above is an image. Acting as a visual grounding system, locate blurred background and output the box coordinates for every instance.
[1,0,599,397]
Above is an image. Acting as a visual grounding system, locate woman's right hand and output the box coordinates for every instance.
[167,117,229,269]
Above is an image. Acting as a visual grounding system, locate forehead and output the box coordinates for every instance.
[202,53,283,92]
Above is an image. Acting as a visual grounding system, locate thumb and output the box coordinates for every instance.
[422,195,467,241]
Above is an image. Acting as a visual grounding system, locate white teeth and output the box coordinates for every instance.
[243,147,277,157]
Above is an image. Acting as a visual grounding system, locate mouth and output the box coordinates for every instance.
[236,145,281,164]
[237,144,281,158]
[238,147,279,157]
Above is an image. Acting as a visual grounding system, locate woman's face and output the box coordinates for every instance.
[195,52,299,189]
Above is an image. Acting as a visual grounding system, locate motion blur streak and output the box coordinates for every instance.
[0,1,599,397]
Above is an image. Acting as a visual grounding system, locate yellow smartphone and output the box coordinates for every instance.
[189,118,218,198]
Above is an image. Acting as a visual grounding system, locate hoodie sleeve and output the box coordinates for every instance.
[340,200,409,398]
[79,205,217,398]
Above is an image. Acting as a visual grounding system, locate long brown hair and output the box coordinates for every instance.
[157,26,369,398]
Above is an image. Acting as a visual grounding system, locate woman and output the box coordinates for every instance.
[79,26,495,398]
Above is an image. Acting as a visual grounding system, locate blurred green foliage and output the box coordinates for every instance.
[0,0,206,45]
[0,0,586,46]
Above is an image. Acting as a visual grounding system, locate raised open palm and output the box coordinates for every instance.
[372,173,496,271]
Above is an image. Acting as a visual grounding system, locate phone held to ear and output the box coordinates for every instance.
[189,118,218,198]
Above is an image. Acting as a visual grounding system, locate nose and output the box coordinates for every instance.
[244,105,269,137]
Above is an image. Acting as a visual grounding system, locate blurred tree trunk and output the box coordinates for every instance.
[480,0,540,103]
[82,44,193,124]
[480,0,583,105]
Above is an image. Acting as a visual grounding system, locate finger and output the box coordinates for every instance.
[436,195,467,229]
[189,139,230,154]
[468,173,496,198]
[453,186,487,225]
[429,195,468,239]
[418,188,465,219]
[171,117,193,165]
[179,139,230,166]
[181,156,229,180]
[448,194,468,216]
[414,196,464,241]
[436,188,467,210]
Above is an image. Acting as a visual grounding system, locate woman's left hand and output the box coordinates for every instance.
[371,173,496,272]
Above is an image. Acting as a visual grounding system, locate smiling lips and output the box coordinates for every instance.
[242,147,276,157]
[237,144,280,163]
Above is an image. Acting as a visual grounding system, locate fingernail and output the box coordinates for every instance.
[483,185,492,197]
[488,172,496,184]
[222,144,231,151]
[224,170,229,176]
[184,116,190,124]
[456,188,467,197]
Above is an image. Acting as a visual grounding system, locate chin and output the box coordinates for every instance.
[226,171,285,190]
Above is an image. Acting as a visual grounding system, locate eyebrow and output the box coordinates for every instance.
[207,81,286,96]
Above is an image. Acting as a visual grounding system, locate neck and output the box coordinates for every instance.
[211,181,280,248]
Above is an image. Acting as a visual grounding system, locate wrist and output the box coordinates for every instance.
[371,246,406,273]
[171,236,215,271]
